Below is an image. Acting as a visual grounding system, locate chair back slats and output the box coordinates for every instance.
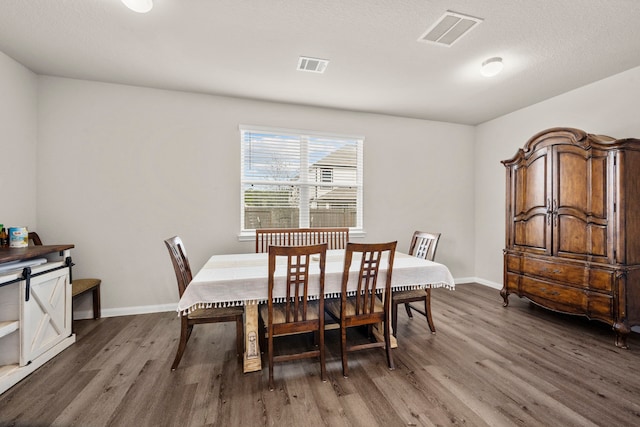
[256,227,349,253]
[285,255,305,323]
[408,231,441,261]
[268,243,327,324]
[164,236,193,297]
[342,241,397,316]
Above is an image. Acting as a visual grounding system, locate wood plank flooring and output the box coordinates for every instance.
[1,283,639,426]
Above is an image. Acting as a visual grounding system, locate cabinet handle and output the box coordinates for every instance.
[547,198,551,225]
[553,199,558,226]
[22,267,32,302]
[540,287,559,296]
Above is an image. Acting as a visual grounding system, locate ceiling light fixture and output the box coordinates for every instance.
[121,0,153,13]
[481,57,503,77]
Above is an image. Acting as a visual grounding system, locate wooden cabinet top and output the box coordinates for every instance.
[501,127,640,166]
[0,244,74,264]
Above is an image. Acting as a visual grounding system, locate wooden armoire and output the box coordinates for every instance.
[501,127,640,348]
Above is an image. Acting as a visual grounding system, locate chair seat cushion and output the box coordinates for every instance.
[260,300,321,324]
[188,305,244,320]
[325,295,383,318]
[393,289,428,301]
[72,278,101,296]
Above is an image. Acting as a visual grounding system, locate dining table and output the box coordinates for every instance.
[176,248,455,373]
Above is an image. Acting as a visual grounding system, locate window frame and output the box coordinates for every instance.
[238,125,364,238]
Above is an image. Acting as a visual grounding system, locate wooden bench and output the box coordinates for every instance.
[29,232,101,325]
[255,227,349,253]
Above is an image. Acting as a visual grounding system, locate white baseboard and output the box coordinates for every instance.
[73,303,177,320]
[453,277,476,284]
[469,277,503,289]
[453,277,502,289]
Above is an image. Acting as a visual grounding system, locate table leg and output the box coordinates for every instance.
[372,301,397,348]
[243,304,262,373]
[372,324,398,348]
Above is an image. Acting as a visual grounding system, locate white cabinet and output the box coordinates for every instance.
[0,246,75,394]
[20,265,72,365]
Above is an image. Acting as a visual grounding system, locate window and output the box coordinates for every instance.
[240,125,363,233]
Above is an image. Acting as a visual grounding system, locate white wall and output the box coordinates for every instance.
[474,65,640,287]
[36,76,476,315]
[6,46,640,315]
[0,51,37,229]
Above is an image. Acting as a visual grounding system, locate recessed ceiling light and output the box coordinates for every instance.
[121,0,153,13]
[481,57,503,77]
[297,56,329,73]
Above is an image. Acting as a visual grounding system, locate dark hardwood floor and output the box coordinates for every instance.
[1,283,639,427]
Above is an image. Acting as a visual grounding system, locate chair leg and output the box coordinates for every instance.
[391,300,398,337]
[171,318,192,371]
[425,289,436,334]
[319,326,326,382]
[258,315,266,354]
[268,325,275,391]
[341,323,349,378]
[235,315,244,357]
[384,317,394,370]
[366,324,373,340]
[404,302,413,318]
[92,285,101,320]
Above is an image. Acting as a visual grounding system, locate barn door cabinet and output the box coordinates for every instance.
[501,127,640,348]
[0,244,75,394]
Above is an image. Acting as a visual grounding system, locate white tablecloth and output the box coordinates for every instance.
[177,249,455,315]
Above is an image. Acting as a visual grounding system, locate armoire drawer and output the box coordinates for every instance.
[587,268,615,292]
[506,254,614,292]
[518,275,613,320]
[519,275,586,310]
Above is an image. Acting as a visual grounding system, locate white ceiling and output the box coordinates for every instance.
[2,0,640,125]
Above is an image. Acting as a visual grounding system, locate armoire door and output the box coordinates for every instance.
[552,144,611,262]
[509,146,552,255]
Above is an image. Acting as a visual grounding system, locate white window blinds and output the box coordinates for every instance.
[240,126,363,232]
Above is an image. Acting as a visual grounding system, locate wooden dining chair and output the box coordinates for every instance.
[325,241,397,377]
[164,236,244,370]
[391,231,441,336]
[255,227,349,253]
[29,232,101,327]
[259,243,328,390]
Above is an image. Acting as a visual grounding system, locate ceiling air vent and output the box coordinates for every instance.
[418,10,483,47]
[297,56,329,73]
